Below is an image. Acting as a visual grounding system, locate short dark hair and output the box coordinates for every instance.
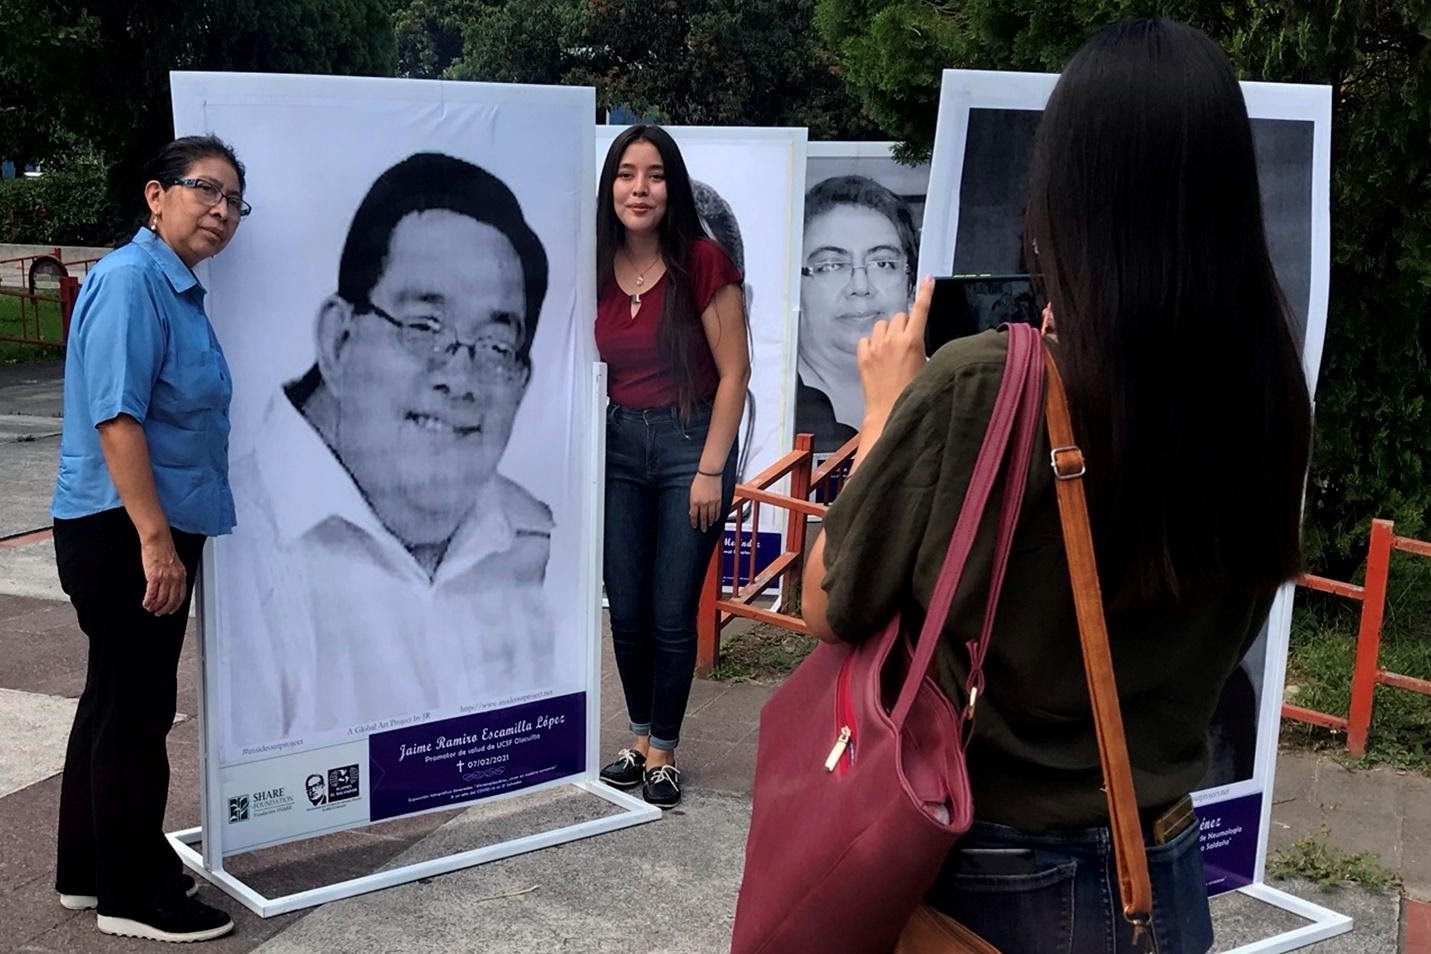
[804,175,918,295]
[337,153,548,360]
[693,180,744,274]
[138,135,246,226]
[305,774,324,788]
[1024,18,1312,607]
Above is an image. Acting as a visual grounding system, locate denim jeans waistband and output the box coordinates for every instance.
[607,400,713,427]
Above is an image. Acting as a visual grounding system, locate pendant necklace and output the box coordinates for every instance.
[627,252,662,310]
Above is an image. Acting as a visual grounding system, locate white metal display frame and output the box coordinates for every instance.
[165,73,659,917]
[919,69,1347,952]
[167,363,660,919]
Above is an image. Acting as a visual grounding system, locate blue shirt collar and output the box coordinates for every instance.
[132,227,203,296]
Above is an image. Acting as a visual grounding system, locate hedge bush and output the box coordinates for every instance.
[0,161,123,246]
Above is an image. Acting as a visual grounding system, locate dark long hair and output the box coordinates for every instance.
[1024,18,1312,608]
[598,124,707,414]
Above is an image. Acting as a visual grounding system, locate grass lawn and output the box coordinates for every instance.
[0,293,66,363]
[709,619,818,685]
[1283,552,1431,772]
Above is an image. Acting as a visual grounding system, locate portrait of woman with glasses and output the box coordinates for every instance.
[220,151,559,753]
[49,135,249,943]
[795,175,919,453]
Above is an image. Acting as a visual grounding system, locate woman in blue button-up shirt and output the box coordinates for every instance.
[49,136,249,944]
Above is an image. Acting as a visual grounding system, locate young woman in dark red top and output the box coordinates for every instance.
[595,125,750,808]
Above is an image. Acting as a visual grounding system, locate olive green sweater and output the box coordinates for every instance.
[820,329,1271,829]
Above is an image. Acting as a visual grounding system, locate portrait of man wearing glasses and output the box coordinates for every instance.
[795,175,919,453]
[222,152,555,750]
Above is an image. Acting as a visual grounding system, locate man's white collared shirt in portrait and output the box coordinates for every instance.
[222,392,554,754]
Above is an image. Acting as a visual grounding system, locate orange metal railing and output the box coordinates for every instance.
[0,246,84,348]
[1284,518,1431,756]
[695,432,860,674]
[696,439,1428,754]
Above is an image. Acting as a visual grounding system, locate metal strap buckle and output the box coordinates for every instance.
[1128,913,1157,953]
[1050,445,1086,480]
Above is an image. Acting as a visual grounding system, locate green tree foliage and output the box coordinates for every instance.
[818,0,1430,571]
[394,0,475,78]
[4,0,397,243]
[0,2,101,171]
[443,0,880,139]
[447,0,582,87]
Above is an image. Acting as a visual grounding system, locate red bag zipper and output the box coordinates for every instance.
[824,653,857,775]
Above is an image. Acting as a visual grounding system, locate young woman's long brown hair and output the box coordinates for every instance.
[597,124,708,416]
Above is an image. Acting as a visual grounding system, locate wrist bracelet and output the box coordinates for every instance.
[697,467,724,477]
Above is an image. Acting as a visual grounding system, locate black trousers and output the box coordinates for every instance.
[52,508,205,915]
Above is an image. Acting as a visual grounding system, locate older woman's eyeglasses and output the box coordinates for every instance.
[168,178,252,217]
[362,304,528,384]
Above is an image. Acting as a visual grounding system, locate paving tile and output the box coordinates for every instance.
[0,599,200,709]
[0,623,88,698]
[679,715,760,746]
[1322,808,1406,871]
[1269,754,1332,853]
[0,592,49,624]
[1401,836,1431,902]
[1316,761,1401,817]
[0,539,66,602]
[684,678,730,715]
[1209,879,1318,951]
[221,827,434,894]
[245,791,746,954]
[0,597,75,633]
[598,726,631,760]
[352,806,460,844]
[0,775,61,893]
[1403,897,1431,952]
[0,593,68,627]
[680,739,736,773]
[683,741,756,797]
[162,717,205,833]
[3,872,88,951]
[1272,748,1319,800]
[686,682,772,721]
[0,688,77,798]
[1400,772,1431,827]
[0,721,216,894]
[175,625,203,720]
[1222,876,1401,952]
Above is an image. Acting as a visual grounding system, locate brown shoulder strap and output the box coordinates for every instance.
[1043,348,1155,949]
